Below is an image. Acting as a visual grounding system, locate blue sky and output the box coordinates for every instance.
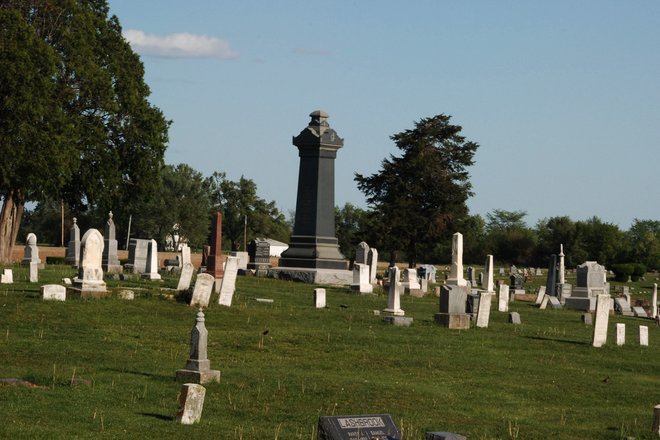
[108,0,660,229]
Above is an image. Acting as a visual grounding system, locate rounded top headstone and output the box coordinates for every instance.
[26,233,37,245]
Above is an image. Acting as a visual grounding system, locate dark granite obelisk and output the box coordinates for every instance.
[279,111,347,270]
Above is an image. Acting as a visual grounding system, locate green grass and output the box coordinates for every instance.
[1,264,659,439]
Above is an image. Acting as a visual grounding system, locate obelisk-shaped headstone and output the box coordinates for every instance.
[482,254,494,292]
[176,309,221,384]
[205,212,224,278]
[65,218,81,267]
[102,211,122,274]
[383,266,404,316]
[558,244,566,285]
[652,283,658,320]
[446,232,467,286]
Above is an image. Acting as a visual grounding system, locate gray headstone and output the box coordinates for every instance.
[632,306,648,318]
[218,256,239,306]
[592,294,611,347]
[141,239,162,280]
[65,218,81,267]
[102,211,122,273]
[383,266,404,316]
[29,262,38,283]
[317,414,400,440]
[582,313,593,325]
[175,310,221,384]
[355,241,369,266]
[125,238,150,274]
[508,312,522,325]
[548,296,562,309]
[175,383,206,425]
[190,273,215,308]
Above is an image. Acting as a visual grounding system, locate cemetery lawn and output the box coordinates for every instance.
[1,265,659,440]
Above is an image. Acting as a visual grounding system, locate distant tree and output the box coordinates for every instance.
[0,1,169,262]
[355,114,478,267]
[484,209,536,265]
[209,173,290,251]
[130,164,212,249]
[534,216,578,266]
[334,203,370,260]
[625,219,660,270]
[571,217,625,267]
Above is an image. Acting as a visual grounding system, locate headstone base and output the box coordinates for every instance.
[68,285,109,299]
[175,369,221,385]
[269,267,352,285]
[383,316,413,326]
[434,313,470,330]
[382,308,405,317]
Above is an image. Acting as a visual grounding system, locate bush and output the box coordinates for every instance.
[631,263,647,281]
[611,263,634,282]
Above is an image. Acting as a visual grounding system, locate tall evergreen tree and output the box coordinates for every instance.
[0,1,169,262]
[355,114,478,266]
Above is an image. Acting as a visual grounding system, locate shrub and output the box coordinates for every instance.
[631,263,647,281]
[611,263,634,282]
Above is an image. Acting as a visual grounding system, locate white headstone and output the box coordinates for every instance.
[548,296,562,309]
[383,266,404,316]
[367,248,378,284]
[652,283,658,320]
[218,256,240,306]
[616,323,626,346]
[498,284,510,312]
[404,268,420,290]
[632,306,647,318]
[639,325,649,346]
[190,273,215,308]
[446,232,467,286]
[535,286,546,304]
[180,244,192,266]
[482,255,494,292]
[118,290,135,300]
[539,294,549,310]
[558,244,565,284]
[476,292,493,328]
[142,239,162,280]
[352,263,373,294]
[41,284,66,301]
[176,383,206,425]
[177,262,195,291]
[314,288,326,308]
[22,232,41,265]
[29,262,38,283]
[592,294,611,348]
[0,269,13,284]
[77,228,106,292]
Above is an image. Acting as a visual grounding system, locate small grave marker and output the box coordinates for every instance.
[175,383,206,425]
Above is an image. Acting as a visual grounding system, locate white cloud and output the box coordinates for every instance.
[124,29,238,59]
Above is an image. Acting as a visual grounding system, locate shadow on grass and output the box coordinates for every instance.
[105,368,173,382]
[140,412,174,421]
[526,335,589,345]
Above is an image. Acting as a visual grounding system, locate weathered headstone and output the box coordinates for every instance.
[247,238,271,276]
[535,286,546,304]
[118,289,134,300]
[190,273,215,308]
[616,323,625,346]
[476,292,493,328]
[29,262,38,283]
[367,248,378,284]
[102,211,122,274]
[1,269,12,284]
[482,254,494,292]
[652,283,658,320]
[566,261,609,311]
[64,217,81,267]
[314,288,326,308]
[351,263,373,294]
[75,228,107,295]
[548,296,562,309]
[498,284,510,312]
[177,262,195,291]
[125,238,150,274]
[230,251,249,270]
[41,284,66,301]
[22,233,41,267]
[205,212,224,279]
[446,232,467,286]
[640,325,649,346]
[539,294,549,310]
[383,266,404,316]
[632,306,647,317]
[614,297,634,316]
[435,284,469,329]
[218,256,239,306]
[403,268,420,290]
[176,309,221,384]
[558,244,566,284]
[592,294,612,348]
[582,313,593,325]
[355,241,369,266]
[509,312,522,325]
[141,239,162,280]
[180,243,192,266]
[175,383,206,425]
[317,414,400,440]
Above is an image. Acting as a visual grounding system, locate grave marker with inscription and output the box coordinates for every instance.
[317,414,400,440]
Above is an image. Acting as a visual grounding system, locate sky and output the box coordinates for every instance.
[107,0,660,230]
